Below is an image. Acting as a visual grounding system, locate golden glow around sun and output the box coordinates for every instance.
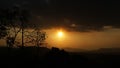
[58,31,63,38]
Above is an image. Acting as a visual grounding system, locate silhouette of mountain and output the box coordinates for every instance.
[90,48,120,54]
[0,46,119,67]
[64,47,87,52]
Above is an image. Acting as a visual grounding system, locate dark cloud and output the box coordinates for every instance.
[0,0,120,32]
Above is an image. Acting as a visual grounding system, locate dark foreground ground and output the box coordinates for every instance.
[0,47,120,68]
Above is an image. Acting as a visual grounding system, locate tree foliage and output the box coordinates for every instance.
[24,26,47,47]
[0,6,31,47]
[0,6,47,48]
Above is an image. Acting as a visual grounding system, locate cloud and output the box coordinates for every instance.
[1,0,120,32]
[29,15,120,32]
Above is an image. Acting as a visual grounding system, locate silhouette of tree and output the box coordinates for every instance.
[24,25,47,47]
[0,5,31,47]
[23,25,47,57]
[0,25,8,39]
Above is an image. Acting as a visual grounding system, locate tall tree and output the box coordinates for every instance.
[24,25,47,47]
[0,5,30,47]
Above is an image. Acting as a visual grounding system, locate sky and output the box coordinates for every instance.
[0,0,120,51]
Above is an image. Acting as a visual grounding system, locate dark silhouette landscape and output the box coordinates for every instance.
[0,46,119,68]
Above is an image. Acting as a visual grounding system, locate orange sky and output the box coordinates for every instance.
[45,28,120,50]
[0,28,120,51]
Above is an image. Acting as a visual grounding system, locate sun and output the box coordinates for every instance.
[57,31,63,38]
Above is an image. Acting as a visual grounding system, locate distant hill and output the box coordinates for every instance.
[90,48,120,54]
[64,47,87,52]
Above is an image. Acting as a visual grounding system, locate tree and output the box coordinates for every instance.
[23,25,47,57]
[0,6,47,48]
[24,25,47,47]
[0,6,31,47]
[0,25,8,39]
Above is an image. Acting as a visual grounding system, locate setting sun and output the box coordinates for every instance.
[58,31,63,38]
